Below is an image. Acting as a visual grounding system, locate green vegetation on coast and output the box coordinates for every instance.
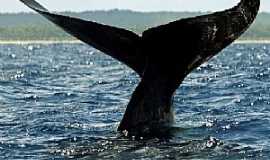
[0,10,270,41]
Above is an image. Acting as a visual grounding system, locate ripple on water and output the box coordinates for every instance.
[0,43,270,159]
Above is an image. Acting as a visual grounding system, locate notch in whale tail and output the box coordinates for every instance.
[20,0,260,136]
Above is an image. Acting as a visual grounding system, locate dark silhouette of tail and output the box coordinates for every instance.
[20,0,146,76]
[20,0,260,136]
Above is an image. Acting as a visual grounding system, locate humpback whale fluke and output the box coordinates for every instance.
[20,0,260,135]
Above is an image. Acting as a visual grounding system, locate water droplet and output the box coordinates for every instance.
[238,84,244,88]
[32,95,38,99]
[10,54,16,58]
[88,51,94,55]
[224,66,230,70]
[236,52,242,57]
[235,98,241,103]
[222,124,231,130]
[122,130,128,137]
[206,137,219,148]
[19,144,26,148]
[205,120,214,127]
[28,45,34,51]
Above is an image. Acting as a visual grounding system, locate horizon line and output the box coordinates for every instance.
[0,9,269,14]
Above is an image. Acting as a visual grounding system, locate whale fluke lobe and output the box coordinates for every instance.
[20,0,146,76]
[20,0,260,136]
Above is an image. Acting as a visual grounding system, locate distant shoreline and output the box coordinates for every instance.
[0,40,81,45]
[1,40,270,44]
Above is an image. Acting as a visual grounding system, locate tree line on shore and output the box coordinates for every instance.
[0,10,269,40]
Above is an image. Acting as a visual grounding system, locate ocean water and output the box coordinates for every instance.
[0,43,270,159]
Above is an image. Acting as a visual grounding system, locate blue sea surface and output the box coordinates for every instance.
[0,43,270,159]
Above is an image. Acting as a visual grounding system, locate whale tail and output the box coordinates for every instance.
[20,0,260,135]
[20,0,146,76]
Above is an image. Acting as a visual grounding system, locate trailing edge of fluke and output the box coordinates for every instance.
[20,0,260,136]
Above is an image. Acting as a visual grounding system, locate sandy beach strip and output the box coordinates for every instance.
[0,40,81,45]
[235,40,270,44]
[0,40,270,45]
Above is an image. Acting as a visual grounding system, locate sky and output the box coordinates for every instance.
[1,0,269,13]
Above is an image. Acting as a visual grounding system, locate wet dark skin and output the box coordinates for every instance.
[20,0,260,136]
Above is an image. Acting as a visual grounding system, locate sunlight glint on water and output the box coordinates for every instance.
[0,43,269,159]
